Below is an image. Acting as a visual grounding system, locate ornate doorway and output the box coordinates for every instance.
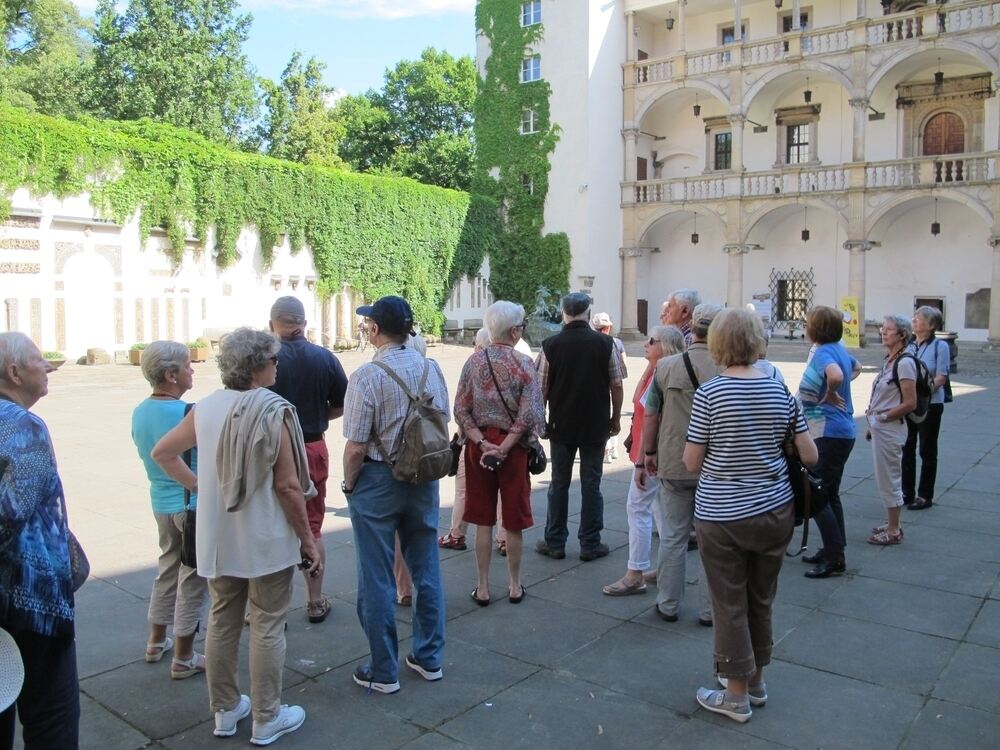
[922,112,964,156]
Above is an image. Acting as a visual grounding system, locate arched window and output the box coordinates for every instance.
[922,112,965,156]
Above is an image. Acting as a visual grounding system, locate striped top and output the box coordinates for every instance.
[687,375,807,522]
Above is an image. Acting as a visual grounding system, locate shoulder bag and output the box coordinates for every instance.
[484,350,547,475]
[179,403,198,569]
[782,390,829,557]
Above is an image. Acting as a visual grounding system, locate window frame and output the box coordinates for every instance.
[786,124,810,165]
[774,104,821,167]
[520,54,541,83]
[520,0,541,27]
[520,108,539,135]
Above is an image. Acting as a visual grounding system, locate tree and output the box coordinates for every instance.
[331,93,396,173]
[90,0,257,145]
[1,0,92,116]
[257,51,344,167]
[389,132,473,192]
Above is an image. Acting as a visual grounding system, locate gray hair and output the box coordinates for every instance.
[0,332,37,381]
[650,325,685,356]
[140,341,190,386]
[217,328,280,390]
[485,300,525,343]
[691,302,723,339]
[474,327,491,349]
[914,305,943,332]
[670,288,701,312]
[883,314,912,341]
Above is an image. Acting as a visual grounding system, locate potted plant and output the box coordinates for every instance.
[129,342,147,366]
[43,351,67,370]
[188,337,211,363]
[525,286,565,346]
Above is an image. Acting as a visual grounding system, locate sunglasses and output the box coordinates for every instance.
[647,337,658,345]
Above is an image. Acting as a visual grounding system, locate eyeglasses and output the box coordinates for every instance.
[647,337,658,345]
[516,321,528,330]
[269,355,279,364]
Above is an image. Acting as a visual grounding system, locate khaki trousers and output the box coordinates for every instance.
[206,567,294,723]
[148,512,208,635]
[696,502,794,679]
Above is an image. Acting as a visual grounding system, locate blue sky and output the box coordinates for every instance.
[74,0,477,95]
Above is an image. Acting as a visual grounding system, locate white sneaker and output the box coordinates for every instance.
[250,705,305,746]
[214,694,251,737]
[717,676,768,706]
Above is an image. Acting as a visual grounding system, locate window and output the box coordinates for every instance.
[714,132,732,171]
[781,12,810,33]
[718,23,747,64]
[521,1,541,27]
[769,267,815,325]
[520,108,538,134]
[520,174,534,194]
[521,55,540,83]
[786,124,810,164]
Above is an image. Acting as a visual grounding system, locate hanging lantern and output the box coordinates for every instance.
[803,77,812,104]
[691,213,700,245]
[930,198,940,236]
[693,93,701,118]
[801,205,810,242]
[934,58,944,87]
[665,12,675,31]
[774,0,784,8]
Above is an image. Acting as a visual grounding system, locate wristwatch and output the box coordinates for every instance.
[341,480,353,495]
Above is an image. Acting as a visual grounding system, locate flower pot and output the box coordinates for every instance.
[129,349,144,366]
[45,359,66,370]
[525,319,562,347]
[189,346,211,363]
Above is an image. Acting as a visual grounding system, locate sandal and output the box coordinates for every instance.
[170,652,206,680]
[871,523,905,537]
[145,637,173,663]
[867,529,903,546]
[497,539,507,557]
[396,593,412,607]
[602,577,647,597]
[307,595,332,623]
[438,533,467,551]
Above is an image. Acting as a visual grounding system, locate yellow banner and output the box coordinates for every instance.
[841,296,861,348]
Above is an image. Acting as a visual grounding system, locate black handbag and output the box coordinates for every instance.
[179,404,197,569]
[782,396,829,557]
[68,530,90,591]
[447,434,463,477]
[484,350,546,476]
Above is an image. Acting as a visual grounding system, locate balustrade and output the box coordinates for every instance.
[942,1,1000,32]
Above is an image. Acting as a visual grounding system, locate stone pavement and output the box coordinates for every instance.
[20,340,1000,749]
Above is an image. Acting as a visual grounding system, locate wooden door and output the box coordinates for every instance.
[923,112,964,156]
[637,299,648,335]
[636,157,648,181]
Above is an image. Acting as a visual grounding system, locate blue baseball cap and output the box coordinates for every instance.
[356,296,415,336]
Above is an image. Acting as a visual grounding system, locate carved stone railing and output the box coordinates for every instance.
[623,153,998,206]
[625,0,997,88]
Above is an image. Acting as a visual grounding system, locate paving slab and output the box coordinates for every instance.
[932,642,1000,714]
[901,699,1000,750]
[854,544,1000,598]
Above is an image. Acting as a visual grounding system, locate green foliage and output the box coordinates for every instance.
[0,106,497,331]
[257,51,345,168]
[1,0,93,116]
[130,342,147,351]
[474,0,570,308]
[390,132,473,193]
[90,0,258,146]
[330,93,396,173]
[42,350,65,359]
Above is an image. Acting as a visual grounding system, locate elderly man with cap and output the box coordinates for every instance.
[535,293,624,561]
[267,297,348,625]
[0,332,80,749]
[659,289,702,347]
[643,303,722,625]
[341,296,449,694]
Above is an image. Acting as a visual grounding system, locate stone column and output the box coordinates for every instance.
[619,246,644,336]
[624,128,639,181]
[678,0,688,52]
[734,0,743,40]
[849,97,869,162]
[729,114,746,172]
[792,0,802,29]
[724,244,749,307]
[844,240,873,343]
[626,11,636,61]
[336,282,353,347]
[988,236,1000,349]
[857,0,867,19]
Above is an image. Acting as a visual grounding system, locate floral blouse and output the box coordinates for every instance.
[454,344,544,438]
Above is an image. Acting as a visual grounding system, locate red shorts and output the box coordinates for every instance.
[462,427,534,532]
[305,440,329,538]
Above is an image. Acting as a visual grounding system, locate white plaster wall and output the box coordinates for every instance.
[444,257,493,326]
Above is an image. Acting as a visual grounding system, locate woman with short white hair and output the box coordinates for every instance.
[454,302,544,604]
[131,341,208,678]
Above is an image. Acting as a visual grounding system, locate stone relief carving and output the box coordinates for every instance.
[0,238,40,250]
[0,263,40,273]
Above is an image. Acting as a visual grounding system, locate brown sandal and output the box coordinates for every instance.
[497,539,507,557]
[867,529,903,545]
[307,595,332,623]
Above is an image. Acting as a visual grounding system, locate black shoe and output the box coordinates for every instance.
[804,559,846,579]
[698,616,714,627]
[580,543,610,562]
[535,540,566,560]
[656,608,678,623]
[802,548,826,565]
[908,498,933,511]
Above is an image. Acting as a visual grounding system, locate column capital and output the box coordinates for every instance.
[848,96,870,110]
[728,113,747,126]
[989,235,1000,249]
[618,246,648,258]
[621,127,640,140]
[843,239,879,253]
[723,243,749,256]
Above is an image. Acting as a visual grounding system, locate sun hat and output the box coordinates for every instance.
[0,627,24,712]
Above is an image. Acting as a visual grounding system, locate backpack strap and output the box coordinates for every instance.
[182,403,195,511]
[369,358,430,463]
[682,352,700,390]
[484,349,518,427]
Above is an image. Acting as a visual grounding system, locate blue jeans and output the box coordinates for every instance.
[347,461,445,683]
[545,441,605,552]
[811,437,855,559]
[0,627,79,750]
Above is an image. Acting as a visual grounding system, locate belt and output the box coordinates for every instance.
[302,432,325,444]
[363,456,383,463]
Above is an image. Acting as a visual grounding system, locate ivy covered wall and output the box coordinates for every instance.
[474,0,570,307]
[0,107,499,331]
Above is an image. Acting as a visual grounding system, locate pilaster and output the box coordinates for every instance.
[988,235,1000,349]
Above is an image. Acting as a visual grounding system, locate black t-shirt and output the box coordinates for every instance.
[268,336,348,436]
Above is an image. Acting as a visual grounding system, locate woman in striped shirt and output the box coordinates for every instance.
[683,308,817,723]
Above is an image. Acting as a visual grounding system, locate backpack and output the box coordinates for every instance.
[891,351,933,424]
[370,358,452,484]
